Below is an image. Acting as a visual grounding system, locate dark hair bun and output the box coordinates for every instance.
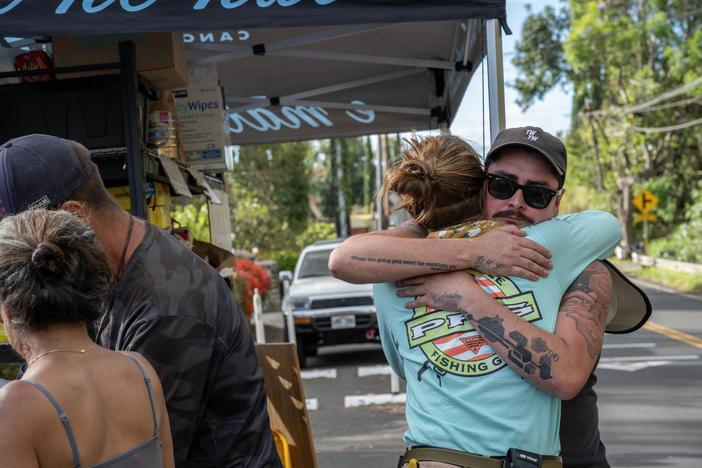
[31,241,65,275]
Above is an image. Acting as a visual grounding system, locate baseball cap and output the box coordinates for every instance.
[0,134,93,220]
[485,126,567,188]
[603,260,652,334]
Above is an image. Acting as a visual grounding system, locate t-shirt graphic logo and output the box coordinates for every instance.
[405,274,541,377]
[460,335,485,354]
[525,129,539,141]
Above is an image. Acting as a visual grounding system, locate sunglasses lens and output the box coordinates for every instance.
[488,177,517,199]
[522,188,550,209]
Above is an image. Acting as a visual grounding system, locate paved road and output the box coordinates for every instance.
[285,279,702,468]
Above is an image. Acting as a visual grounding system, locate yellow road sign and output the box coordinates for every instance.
[632,189,658,213]
[635,213,657,222]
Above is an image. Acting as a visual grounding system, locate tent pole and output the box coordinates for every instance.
[119,40,147,220]
[375,135,383,231]
[486,19,505,143]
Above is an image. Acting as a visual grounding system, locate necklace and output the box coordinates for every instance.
[95,214,134,340]
[27,342,98,368]
[107,214,134,308]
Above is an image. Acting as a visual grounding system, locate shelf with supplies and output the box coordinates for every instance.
[0,41,226,218]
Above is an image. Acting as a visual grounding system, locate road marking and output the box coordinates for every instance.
[599,361,671,372]
[600,354,699,362]
[358,365,393,377]
[644,322,702,350]
[301,368,337,380]
[306,398,318,411]
[599,354,699,372]
[602,342,655,349]
[344,393,406,408]
[597,354,700,372]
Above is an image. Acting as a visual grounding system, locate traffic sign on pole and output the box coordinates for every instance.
[633,189,659,213]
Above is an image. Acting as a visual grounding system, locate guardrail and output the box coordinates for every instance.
[631,252,702,275]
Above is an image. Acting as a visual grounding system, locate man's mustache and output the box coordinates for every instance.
[492,209,534,225]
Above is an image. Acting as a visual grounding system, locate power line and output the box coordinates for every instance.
[629,117,702,134]
[579,76,702,118]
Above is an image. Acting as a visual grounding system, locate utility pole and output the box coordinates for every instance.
[335,138,348,237]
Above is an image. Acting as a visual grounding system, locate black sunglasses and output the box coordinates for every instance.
[486,174,561,209]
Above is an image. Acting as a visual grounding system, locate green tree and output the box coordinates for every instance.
[513,1,702,255]
[171,197,211,242]
[228,141,313,251]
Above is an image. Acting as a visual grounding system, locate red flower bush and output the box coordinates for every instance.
[234,258,271,318]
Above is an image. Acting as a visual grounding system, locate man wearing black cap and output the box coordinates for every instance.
[330,126,650,467]
[0,134,282,468]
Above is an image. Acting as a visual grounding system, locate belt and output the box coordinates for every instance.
[400,447,563,468]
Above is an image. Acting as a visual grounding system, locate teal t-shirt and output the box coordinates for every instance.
[373,210,622,456]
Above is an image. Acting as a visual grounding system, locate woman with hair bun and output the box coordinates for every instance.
[0,209,174,468]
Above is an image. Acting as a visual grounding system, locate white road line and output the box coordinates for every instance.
[358,365,393,377]
[599,354,700,372]
[344,393,406,408]
[306,398,318,411]
[599,361,671,372]
[602,342,656,349]
[600,354,699,362]
[301,368,337,380]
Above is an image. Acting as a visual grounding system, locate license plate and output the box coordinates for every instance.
[331,314,356,329]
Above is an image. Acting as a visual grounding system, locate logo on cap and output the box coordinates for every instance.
[28,196,51,210]
[525,129,539,141]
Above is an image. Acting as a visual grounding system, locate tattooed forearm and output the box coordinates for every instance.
[462,313,554,381]
[560,262,611,359]
[349,255,457,271]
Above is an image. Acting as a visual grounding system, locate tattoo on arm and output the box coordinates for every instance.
[475,256,505,272]
[461,313,555,381]
[560,262,611,359]
[350,255,457,271]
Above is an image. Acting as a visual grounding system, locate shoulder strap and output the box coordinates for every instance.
[23,380,81,468]
[122,355,159,434]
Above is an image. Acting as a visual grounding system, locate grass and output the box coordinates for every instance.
[610,259,702,295]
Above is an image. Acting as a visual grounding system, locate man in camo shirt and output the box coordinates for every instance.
[0,134,282,468]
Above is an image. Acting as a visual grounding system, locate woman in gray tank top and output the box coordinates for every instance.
[0,209,175,468]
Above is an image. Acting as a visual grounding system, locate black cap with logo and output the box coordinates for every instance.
[485,126,567,188]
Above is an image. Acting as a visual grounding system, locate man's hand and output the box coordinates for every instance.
[468,225,552,281]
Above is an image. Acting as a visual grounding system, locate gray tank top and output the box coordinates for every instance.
[24,355,163,468]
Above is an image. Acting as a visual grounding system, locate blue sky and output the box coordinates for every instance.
[449,0,572,155]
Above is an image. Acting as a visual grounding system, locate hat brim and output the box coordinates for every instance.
[603,260,652,334]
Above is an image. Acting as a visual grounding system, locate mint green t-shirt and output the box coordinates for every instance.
[373,210,622,456]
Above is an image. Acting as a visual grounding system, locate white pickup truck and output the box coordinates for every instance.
[281,238,378,367]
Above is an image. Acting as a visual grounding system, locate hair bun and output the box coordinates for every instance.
[31,241,65,275]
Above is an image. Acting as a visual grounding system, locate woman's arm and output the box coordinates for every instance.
[0,383,41,468]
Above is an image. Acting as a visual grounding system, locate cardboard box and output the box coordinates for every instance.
[173,65,232,173]
[52,33,188,90]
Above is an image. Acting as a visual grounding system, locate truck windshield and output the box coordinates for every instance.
[298,249,333,279]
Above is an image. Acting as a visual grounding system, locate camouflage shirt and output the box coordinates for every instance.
[97,222,281,468]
